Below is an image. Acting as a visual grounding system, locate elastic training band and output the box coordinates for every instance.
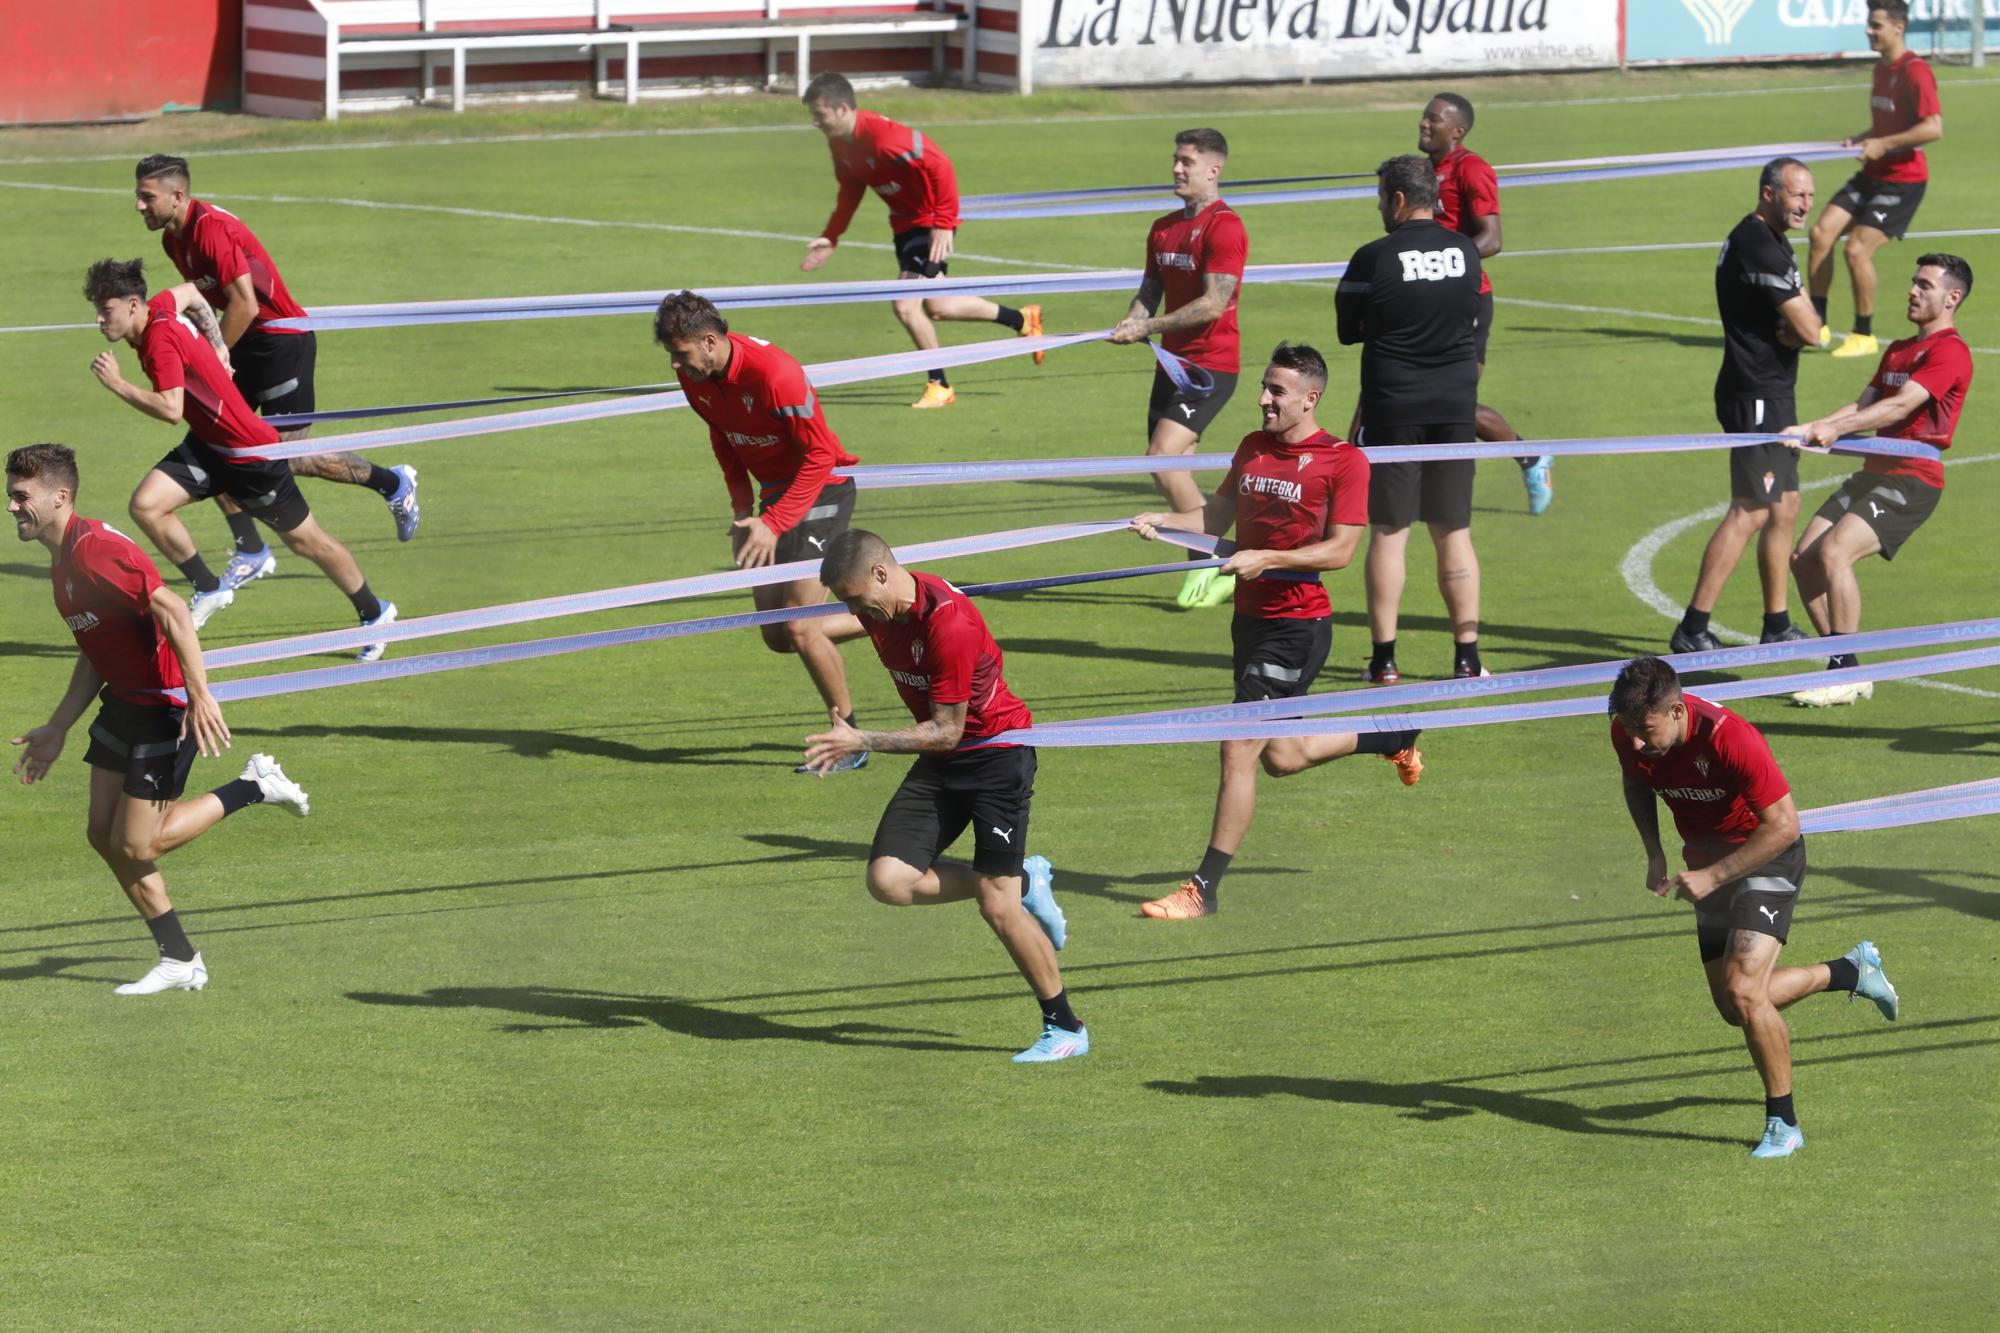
[1803,785,2000,834]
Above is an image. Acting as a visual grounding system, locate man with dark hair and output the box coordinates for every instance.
[1611,656,1899,1158]
[7,443,310,996]
[1110,126,1250,609]
[655,291,872,772]
[802,528,1084,1062]
[1129,343,1422,920]
[134,154,419,598]
[797,72,1042,409]
[1785,253,1973,707]
[1806,2,1943,359]
[85,257,396,657]
[1419,92,1554,516]
[1672,160,1824,657]
[1337,154,1488,685]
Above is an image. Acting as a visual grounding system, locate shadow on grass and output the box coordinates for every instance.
[1002,635,1230,671]
[1755,720,2000,759]
[232,721,800,768]
[1510,322,1725,352]
[0,954,134,984]
[0,639,77,659]
[1816,862,2000,922]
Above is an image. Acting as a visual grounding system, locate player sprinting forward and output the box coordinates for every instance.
[655,292,873,773]
[797,73,1043,410]
[803,529,1084,1062]
[7,444,310,996]
[1109,127,1249,610]
[1418,92,1555,515]
[1129,344,1423,920]
[85,258,397,659]
[1611,656,1899,1158]
[1786,254,1973,708]
[135,155,419,596]
[1806,1,1943,360]
[1671,159,1824,656]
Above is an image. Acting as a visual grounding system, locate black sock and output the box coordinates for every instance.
[928,370,950,388]
[1454,639,1482,673]
[211,776,266,816]
[225,510,264,555]
[1811,295,1829,321]
[175,554,221,594]
[144,908,197,964]
[1828,652,1860,671]
[1678,608,1711,637]
[1371,639,1397,668]
[1824,955,1860,993]
[992,305,1025,332]
[1355,728,1421,756]
[1762,610,1792,636]
[1766,1092,1797,1128]
[1853,313,1873,337]
[348,583,384,621]
[1191,845,1233,902]
[1038,988,1083,1033]
[363,464,402,499]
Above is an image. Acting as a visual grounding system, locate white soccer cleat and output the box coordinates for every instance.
[1789,680,1874,708]
[219,547,277,593]
[114,951,208,995]
[242,752,310,817]
[356,601,397,663]
[189,586,235,630]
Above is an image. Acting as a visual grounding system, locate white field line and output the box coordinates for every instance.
[1618,454,2000,700]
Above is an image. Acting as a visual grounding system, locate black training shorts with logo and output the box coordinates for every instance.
[1715,394,1801,503]
[894,227,948,278]
[82,692,199,801]
[762,478,857,567]
[1813,471,1941,560]
[1694,837,1807,963]
[1830,173,1927,241]
[231,328,318,417]
[1231,614,1332,704]
[870,745,1036,879]
[1358,421,1478,530]
[151,434,312,532]
[1146,365,1237,441]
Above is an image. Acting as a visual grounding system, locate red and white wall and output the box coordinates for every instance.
[1,0,243,124]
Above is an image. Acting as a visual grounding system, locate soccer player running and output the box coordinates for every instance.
[134,155,419,599]
[86,258,397,658]
[1418,92,1555,515]
[1805,2,1943,360]
[1337,155,1488,685]
[655,292,873,773]
[1785,254,1973,708]
[1610,656,1899,1159]
[1670,159,1824,656]
[802,530,1084,1062]
[1109,127,1249,610]
[7,444,310,996]
[1128,343,1422,921]
[797,73,1043,410]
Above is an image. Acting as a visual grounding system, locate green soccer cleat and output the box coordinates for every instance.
[1845,940,1899,1021]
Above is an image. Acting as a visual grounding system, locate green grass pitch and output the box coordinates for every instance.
[1,66,1996,1325]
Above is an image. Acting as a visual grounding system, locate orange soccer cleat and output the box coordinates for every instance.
[1022,303,1046,365]
[911,381,957,410]
[1384,746,1424,787]
[1140,880,1213,919]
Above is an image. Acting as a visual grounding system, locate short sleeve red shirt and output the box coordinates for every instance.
[136,294,281,461]
[1224,428,1370,620]
[51,514,185,708]
[1432,146,1498,296]
[160,199,308,336]
[1142,199,1248,374]
[861,572,1032,745]
[679,333,860,534]
[1864,53,1941,183]
[820,109,960,242]
[1612,694,1791,868]
[1861,328,1971,489]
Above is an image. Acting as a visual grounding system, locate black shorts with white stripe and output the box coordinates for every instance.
[82,692,199,801]
[231,328,317,417]
[1695,837,1807,962]
[764,478,857,567]
[1231,613,1332,704]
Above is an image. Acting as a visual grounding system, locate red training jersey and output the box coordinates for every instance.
[861,572,1032,746]
[1142,199,1248,374]
[1862,327,1972,490]
[136,294,282,463]
[820,109,960,245]
[679,333,860,535]
[1863,52,1940,184]
[1432,146,1498,296]
[160,198,308,337]
[1224,428,1370,620]
[1612,694,1791,869]
[51,514,186,708]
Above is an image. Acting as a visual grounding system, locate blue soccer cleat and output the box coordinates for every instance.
[388,465,421,542]
[1523,455,1555,515]
[1021,854,1066,950]
[1845,940,1899,1021]
[1750,1116,1804,1159]
[1012,1023,1089,1064]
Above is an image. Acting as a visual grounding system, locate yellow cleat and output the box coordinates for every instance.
[1385,746,1424,787]
[1830,332,1879,359]
[911,381,957,410]
[1022,303,1046,365]
[1813,324,1832,350]
[1140,880,1213,919]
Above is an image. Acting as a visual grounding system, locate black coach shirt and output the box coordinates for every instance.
[1714,212,1803,400]
[1336,218,1481,427]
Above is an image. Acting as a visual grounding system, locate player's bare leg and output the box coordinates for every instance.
[288,452,375,483]
[921,295,1002,324]
[1794,513,1879,636]
[1208,738,1266,856]
[1687,502,1771,614]
[128,472,204,567]
[1806,203,1854,309]
[754,576,865,718]
[1431,522,1482,649]
[273,514,369,597]
[85,767,176,920]
[1843,226,1891,328]
[866,857,1064,998]
[1707,930,1802,1154]
[1364,524,1413,646]
[1754,492,1800,615]
[1148,417,1222,605]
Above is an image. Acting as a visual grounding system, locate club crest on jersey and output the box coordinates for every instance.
[741,393,755,412]
[64,577,75,599]
[911,642,923,664]
[1190,228,1203,244]
[1694,756,1711,778]
[1297,453,1313,471]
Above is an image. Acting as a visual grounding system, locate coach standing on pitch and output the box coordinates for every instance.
[1337,154,1488,685]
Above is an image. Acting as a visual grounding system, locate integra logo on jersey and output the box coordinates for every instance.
[1156,252,1197,271]
[1882,370,1910,388]
[1659,785,1728,801]
[1398,249,1467,282]
[1239,474,1303,502]
[890,668,931,690]
[725,431,781,449]
[63,610,100,633]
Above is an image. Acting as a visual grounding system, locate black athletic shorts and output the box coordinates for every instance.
[1715,395,1800,503]
[870,745,1036,879]
[152,435,312,533]
[894,227,947,278]
[1695,838,1807,963]
[1232,613,1332,704]
[231,328,317,417]
[762,479,856,567]
[1813,471,1941,561]
[1146,365,1238,441]
[1474,290,1494,366]
[1358,421,1477,530]
[1831,174,1927,241]
[82,692,199,801]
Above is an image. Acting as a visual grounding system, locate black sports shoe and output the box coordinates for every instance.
[1760,625,1811,645]
[1669,626,1721,654]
